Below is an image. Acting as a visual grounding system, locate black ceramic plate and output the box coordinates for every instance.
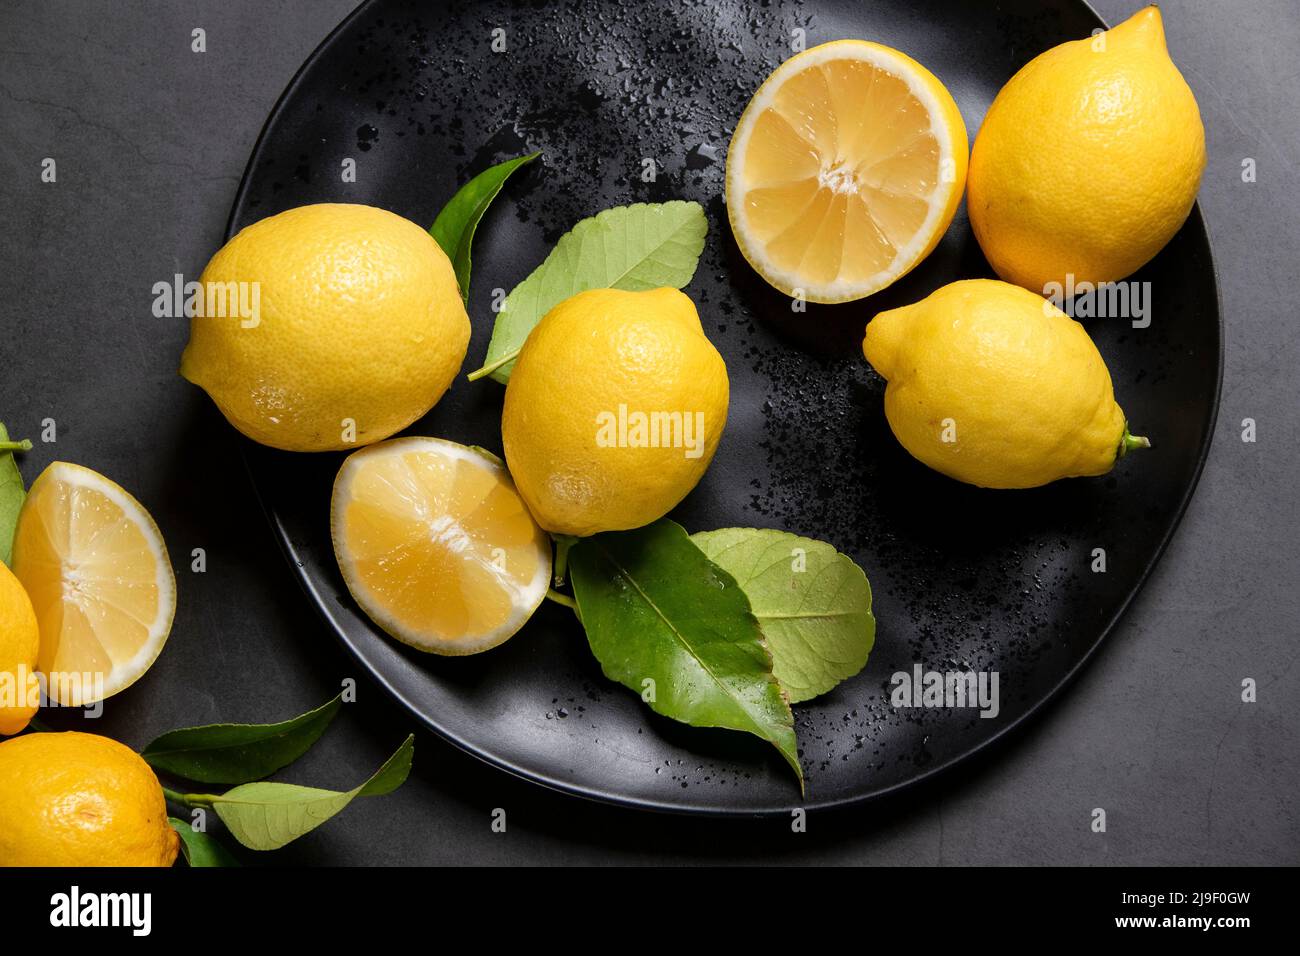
[228,0,1221,814]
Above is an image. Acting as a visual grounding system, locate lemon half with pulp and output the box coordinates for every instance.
[726,39,968,303]
[11,462,176,706]
[331,438,551,655]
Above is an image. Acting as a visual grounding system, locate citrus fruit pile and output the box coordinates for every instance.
[161,5,1202,664]
[0,3,1208,861]
[727,6,1199,487]
[0,449,181,864]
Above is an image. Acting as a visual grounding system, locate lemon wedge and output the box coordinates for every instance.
[331,438,551,655]
[726,39,968,303]
[11,462,176,706]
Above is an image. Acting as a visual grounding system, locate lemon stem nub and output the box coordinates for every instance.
[1119,427,1152,458]
[552,534,576,587]
[0,439,31,453]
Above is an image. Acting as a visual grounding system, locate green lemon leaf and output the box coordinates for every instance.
[142,693,343,785]
[213,734,413,851]
[475,200,708,382]
[168,817,241,867]
[430,151,539,304]
[692,528,876,704]
[0,422,31,567]
[570,520,802,788]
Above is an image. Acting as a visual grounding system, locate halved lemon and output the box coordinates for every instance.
[726,39,969,303]
[11,462,176,706]
[331,438,551,655]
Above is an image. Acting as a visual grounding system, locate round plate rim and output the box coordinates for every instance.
[225,0,1226,817]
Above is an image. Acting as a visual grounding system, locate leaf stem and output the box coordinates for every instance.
[0,439,31,453]
[552,534,576,587]
[466,347,521,382]
[545,588,576,610]
[161,787,221,808]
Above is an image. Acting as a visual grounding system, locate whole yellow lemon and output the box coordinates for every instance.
[501,288,729,537]
[180,203,470,452]
[968,6,1205,291]
[862,279,1147,489]
[0,731,179,867]
[0,562,39,736]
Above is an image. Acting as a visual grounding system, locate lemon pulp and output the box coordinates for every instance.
[11,463,175,705]
[727,40,968,302]
[331,438,551,655]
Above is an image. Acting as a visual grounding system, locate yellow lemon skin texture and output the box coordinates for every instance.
[967,6,1205,291]
[180,203,470,452]
[863,279,1140,489]
[0,563,39,736]
[0,732,179,867]
[501,288,729,537]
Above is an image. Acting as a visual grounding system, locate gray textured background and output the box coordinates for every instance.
[0,0,1295,864]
